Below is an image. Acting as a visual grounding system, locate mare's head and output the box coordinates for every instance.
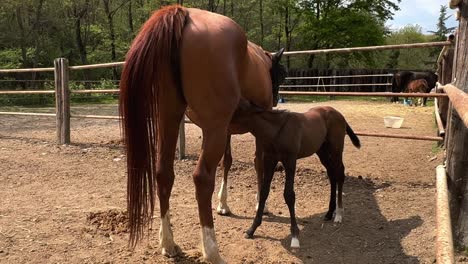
[270,48,287,107]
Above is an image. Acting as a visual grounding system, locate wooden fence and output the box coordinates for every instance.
[0,38,467,264]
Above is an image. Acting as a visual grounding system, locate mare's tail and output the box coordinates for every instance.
[345,122,361,149]
[119,5,188,247]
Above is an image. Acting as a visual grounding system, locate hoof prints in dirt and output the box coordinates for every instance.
[87,209,128,234]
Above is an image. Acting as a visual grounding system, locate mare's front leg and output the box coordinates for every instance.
[282,157,300,248]
[246,154,277,238]
[217,134,232,215]
[254,138,269,214]
[193,127,229,264]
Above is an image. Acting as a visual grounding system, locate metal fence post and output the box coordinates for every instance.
[54,58,70,144]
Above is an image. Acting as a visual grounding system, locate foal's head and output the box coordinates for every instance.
[270,48,287,107]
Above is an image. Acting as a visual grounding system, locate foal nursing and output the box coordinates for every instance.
[232,101,361,248]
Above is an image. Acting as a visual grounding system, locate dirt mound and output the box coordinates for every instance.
[87,209,128,234]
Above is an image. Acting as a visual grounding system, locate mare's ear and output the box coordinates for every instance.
[272,48,285,65]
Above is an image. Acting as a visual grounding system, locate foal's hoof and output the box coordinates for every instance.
[290,237,300,248]
[161,244,181,258]
[324,212,334,221]
[245,229,254,239]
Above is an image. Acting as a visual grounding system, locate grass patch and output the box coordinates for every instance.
[432,143,443,154]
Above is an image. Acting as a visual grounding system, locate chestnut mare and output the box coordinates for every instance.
[232,101,361,248]
[119,5,285,264]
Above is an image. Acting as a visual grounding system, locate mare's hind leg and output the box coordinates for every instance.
[156,92,187,257]
[217,135,232,215]
[246,154,277,238]
[194,127,230,264]
[282,157,300,248]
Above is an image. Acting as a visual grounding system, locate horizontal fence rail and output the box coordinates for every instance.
[0,112,56,117]
[0,90,55,95]
[279,91,448,97]
[441,84,468,128]
[69,62,124,70]
[354,132,443,141]
[0,67,55,73]
[281,84,391,88]
[286,74,393,80]
[284,41,452,56]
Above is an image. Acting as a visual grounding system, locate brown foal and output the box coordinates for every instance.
[231,101,361,248]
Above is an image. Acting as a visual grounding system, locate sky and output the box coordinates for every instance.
[386,0,459,34]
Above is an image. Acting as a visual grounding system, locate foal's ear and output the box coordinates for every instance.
[272,48,285,65]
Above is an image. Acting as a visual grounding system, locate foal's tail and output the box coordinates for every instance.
[119,5,188,247]
[345,122,361,149]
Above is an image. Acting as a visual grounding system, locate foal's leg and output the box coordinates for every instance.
[193,127,229,264]
[254,138,269,214]
[333,162,345,223]
[246,155,277,238]
[217,134,232,215]
[156,95,187,257]
[282,158,300,248]
[317,147,336,221]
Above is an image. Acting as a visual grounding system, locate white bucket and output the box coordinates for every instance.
[384,116,404,128]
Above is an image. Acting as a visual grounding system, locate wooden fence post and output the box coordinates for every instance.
[54,58,70,145]
[445,0,468,246]
[329,69,336,100]
[177,117,185,160]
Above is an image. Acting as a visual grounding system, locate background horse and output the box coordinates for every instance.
[119,5,285,264]
[391,71,438,105]
[405,79,429,106]
[232,101,360,249]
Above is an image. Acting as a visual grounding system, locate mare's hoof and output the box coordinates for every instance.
[162,244,181,258]
[216,206,231,216]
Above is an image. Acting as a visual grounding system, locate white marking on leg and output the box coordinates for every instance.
[216,179,231,215]
[290,237,300,248]
[160,212,180,257]
[201,227,226,264]
[334,208,344,223]
[256,193,269,214]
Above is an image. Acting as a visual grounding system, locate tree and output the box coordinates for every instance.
[429,5,456,41]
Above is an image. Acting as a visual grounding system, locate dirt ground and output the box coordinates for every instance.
[0,100,465,263]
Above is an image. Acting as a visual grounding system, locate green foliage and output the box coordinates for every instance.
[0,0,446,93]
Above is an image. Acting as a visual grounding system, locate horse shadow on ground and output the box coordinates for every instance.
[240,176,423,264]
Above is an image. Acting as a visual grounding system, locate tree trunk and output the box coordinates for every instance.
[103,0,118,79]
[285,4,291,68]
[128,0,134,34]
[259,0,264,46]
[208,0,215,12]
[231,0,234,17]
[445,0,468,247]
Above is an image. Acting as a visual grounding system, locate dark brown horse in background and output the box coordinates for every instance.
[391,71,438,106]
[119,5,285,264]
[232,101,360,249]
